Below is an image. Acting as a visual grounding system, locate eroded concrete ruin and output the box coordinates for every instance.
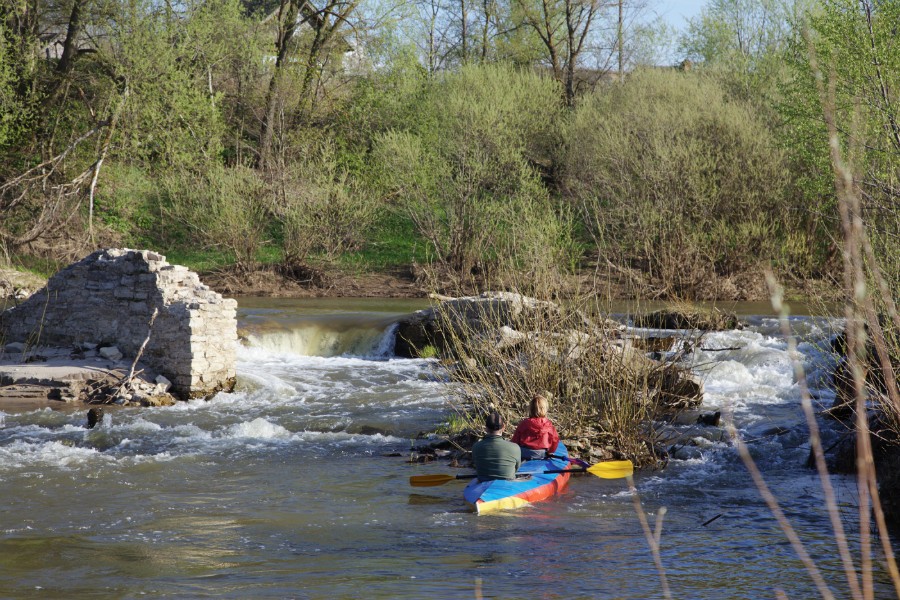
[0,249,237,400]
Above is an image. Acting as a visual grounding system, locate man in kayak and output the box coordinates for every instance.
[472,411,521,481]
[511,394,560,461]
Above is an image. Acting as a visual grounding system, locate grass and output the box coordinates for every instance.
[337,211,429,271]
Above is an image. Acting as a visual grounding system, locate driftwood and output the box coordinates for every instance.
[112,308,158,401]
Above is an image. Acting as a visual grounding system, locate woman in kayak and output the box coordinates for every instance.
[511,394,560,461]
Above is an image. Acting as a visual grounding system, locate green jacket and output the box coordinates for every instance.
[472,434,522,481]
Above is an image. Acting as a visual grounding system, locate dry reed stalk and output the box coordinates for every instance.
[627,475,672,600]
[766,273,863,600]
[730,424,837,600]
[727,27,900,600]
[808,27,900,597]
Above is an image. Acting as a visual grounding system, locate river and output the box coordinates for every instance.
[0,298,895,598]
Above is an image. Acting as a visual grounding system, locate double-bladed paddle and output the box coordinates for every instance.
[408,459,634,487]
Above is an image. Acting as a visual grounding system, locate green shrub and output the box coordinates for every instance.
[274,137,381,264]
[563,69,792,297]
[160,164,270,269]
[373,63,574,286]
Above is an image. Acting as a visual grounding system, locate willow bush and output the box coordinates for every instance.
[562,69,795,298]
[273,137,380,264]
[430,287,701,466]
[160,165,270,270]
[373,63,575,289]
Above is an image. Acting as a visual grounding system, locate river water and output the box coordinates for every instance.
[0,298,896,598]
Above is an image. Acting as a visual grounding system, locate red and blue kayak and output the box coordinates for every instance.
[463,443,585,515]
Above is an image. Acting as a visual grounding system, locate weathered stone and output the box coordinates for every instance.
[99,346,123,361]
[0,248,237,399]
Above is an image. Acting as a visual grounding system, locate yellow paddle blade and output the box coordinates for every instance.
[585,460,634,479]
[409,473,461,487]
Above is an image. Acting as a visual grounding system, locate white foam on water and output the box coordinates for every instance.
[291,430,404,445]
[244,321,399,358]
[225,417,292,440]
[0,439,111,470]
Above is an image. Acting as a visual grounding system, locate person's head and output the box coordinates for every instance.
[529,394,549,418]
[485,411,504,434]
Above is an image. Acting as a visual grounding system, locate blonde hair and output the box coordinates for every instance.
[529,394,549,418]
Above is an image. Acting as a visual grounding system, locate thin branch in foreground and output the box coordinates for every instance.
[766,272,864,600]
[627,475,671,600]
[730,426,837,600]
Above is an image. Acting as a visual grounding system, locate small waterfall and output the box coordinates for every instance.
[242,315,399,358]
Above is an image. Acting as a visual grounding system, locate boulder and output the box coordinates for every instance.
[633,307,741,331]
[394,291,621,358]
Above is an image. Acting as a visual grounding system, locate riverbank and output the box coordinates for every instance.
[173,263,841,304]
[3,258,842,306]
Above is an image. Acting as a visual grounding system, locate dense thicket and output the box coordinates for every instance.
[562,70,791,298]
[0,0,897,308]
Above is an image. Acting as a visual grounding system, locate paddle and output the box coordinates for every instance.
[408,459,634,487]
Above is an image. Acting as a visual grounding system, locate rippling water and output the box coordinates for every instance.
[0,299,895,598]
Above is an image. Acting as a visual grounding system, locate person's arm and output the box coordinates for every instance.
[546,422,560,453]
[511,422,524,445]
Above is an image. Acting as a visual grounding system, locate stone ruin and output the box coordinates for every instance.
[0,248,237,399]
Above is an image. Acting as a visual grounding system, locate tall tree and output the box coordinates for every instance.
[679,0,798,102]
[258,0,359,168]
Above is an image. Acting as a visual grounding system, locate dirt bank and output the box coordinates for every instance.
[4,262,839,304]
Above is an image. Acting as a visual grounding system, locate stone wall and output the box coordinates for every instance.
[0,249,237,398]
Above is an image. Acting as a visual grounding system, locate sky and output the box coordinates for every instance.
[656,0,707,32]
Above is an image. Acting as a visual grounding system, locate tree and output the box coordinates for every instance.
[0,0,256,258]
[257,0,360,169]
[512,0,604,105]
[373,64,570,281]
[509,0,654,105]
[780,0,900,273]
[679,0,799,102]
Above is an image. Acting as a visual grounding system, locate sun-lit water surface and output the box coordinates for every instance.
[0,298,895,598]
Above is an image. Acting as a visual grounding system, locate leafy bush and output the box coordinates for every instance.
[563,69,793,297]
[161,165,270,269]
[274,137,381,264]
[373,63,573,286]
[780,0,900,283]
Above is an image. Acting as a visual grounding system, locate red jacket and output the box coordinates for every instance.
[511,417,560,453]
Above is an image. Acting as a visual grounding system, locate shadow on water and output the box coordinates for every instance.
[407,493,449,506]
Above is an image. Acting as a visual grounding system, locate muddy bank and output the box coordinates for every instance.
[4,262,837,304]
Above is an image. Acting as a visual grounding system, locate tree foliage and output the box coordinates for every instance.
[679,0,800,104]
[563,69,792,297]
[374,63,573,282]
[780,0,900,279]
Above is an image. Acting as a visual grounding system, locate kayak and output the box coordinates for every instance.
[463,443,584,515]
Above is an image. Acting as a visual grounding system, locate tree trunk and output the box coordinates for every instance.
[258,0,299,170]
[57,0,85,73]
[617,0,623,81]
